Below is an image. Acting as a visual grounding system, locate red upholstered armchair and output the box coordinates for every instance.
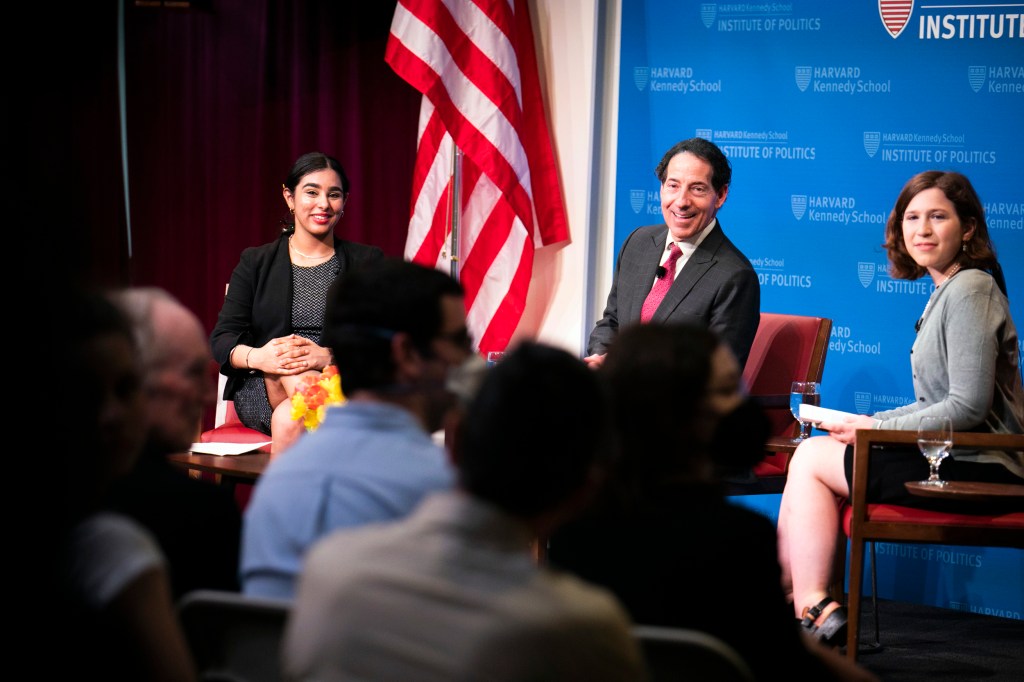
[835,429,1024,660]
[197,373,269,511]
[740,312,832,488]
[200,373,271,452]
[201,283,271,453]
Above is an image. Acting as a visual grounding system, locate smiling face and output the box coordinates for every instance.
[660,152,729,241]
[901,187,975,282]
[284,168,347,239]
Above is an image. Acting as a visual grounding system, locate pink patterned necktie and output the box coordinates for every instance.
[640,242,683,323]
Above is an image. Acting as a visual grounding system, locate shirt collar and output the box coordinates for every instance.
[664,219,717,258]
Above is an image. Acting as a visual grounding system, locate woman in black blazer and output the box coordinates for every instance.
[211,152,383,455]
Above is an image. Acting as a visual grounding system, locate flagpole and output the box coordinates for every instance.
[448,142,462,282]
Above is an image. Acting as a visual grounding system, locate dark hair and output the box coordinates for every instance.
[321,258,464,394]
[281,152,350,233]
[285,151,350,194]
[601,323,720,502]
[654,137,732,193]
[457,342,613,518]
[885,170,1005,294]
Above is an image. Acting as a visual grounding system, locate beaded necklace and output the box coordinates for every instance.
[914,262,963,333]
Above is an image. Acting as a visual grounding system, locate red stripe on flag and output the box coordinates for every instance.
[385,36,536,236]
[509,0,568,245]
[410,179,453,266]
[477,240,534,353]
[387,0,569,352]
[461,196,516,311]
[409,108,447,216]
[399,0,522,128]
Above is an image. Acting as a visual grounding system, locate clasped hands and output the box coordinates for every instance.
[251,334,331,376]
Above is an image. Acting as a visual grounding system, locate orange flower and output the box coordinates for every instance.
[290,365,346,431]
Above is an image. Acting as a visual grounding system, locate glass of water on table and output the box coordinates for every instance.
[789,381,821,442]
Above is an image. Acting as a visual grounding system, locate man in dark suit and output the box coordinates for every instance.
[586,137,760,368]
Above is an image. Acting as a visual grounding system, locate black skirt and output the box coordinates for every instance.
[843,443,1024,512]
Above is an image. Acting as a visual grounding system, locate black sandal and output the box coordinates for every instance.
[800,597,848,647]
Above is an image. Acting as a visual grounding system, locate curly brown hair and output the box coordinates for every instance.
[884,170,1000,282]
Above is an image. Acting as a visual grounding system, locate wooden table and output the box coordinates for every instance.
[905,480,1024,503]
[168,451,270,491]
[167,437,801,494]
[765,436,799,457]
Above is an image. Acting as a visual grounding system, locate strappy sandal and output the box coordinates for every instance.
[800,597,848,647]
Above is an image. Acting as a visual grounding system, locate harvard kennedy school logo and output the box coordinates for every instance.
[630,189,646,214]
[858,262,876,288]
[879,0,913,39]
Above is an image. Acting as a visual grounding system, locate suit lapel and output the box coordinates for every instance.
[651,224,725,323]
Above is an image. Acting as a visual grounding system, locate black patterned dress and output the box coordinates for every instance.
[233,256,339,434]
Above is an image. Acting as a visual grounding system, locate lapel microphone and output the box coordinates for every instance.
[655,265,667,279]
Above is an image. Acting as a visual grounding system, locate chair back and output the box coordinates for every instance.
[178,589,292,682]
[742,312,832,439]
[632,625,754,682]
[201,283,269,447]
[839,429,1024,660]
[729,312,831,486]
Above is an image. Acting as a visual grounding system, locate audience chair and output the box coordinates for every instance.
[835,429,1024,661]
[732,312,832,493]
[178,589,292,682]
[632,625,755,682]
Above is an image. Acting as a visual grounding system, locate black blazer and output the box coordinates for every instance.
[210,232,384,400]
[588,222,760,367]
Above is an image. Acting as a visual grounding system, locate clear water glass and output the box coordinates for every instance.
[917,415,953,486]
[789,381,821,442]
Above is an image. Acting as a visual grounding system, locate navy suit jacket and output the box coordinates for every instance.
[588,222,760,367]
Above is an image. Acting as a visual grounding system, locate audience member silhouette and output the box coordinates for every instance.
[50,290,196,681]
[283,342,645,681]
[547,323,877,682]
[106,287,242,599]
[241,259,471,599]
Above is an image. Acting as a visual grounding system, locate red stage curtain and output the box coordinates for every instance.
[122,0,420,333]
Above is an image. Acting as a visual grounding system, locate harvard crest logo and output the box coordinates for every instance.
[879,0,913,39]
[630,190,646,214]
[791,195,807,221]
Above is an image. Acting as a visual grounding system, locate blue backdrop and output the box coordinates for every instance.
[614,1,1024,618]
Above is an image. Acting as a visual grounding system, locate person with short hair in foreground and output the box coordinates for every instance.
[240,259,471,599]
[549,323,876,682]
[107,287,242,600]
[283,342,645,682]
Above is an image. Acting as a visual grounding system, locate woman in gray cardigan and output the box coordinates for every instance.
[775,171,1023,646]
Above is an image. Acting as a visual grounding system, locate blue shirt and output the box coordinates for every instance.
[240,401,455,599]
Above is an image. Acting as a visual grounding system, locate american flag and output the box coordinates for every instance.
[386,0,569,353]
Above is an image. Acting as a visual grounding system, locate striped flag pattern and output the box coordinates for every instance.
[386,0,569,353]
